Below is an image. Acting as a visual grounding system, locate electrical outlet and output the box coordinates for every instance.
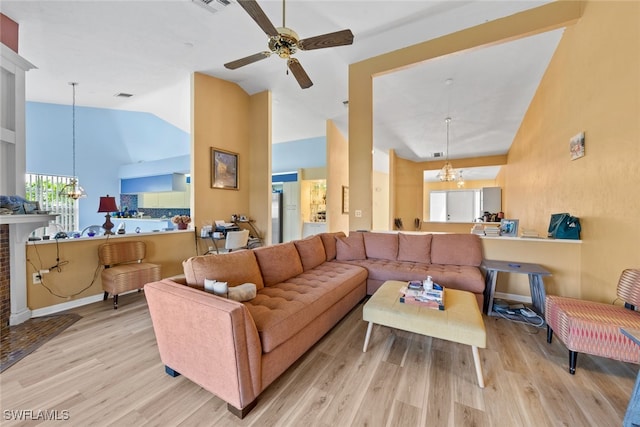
[32,272,42,285]
[355,209,362,218]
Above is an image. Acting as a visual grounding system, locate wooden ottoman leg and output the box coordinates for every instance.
[472,346,485,388]
[363,322,374,352]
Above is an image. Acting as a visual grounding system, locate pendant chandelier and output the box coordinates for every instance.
[60,82,87,200]
[437,117,459,182]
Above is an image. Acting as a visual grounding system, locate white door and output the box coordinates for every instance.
[447,191,475,222]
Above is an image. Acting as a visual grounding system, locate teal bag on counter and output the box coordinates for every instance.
[548,213,581,239]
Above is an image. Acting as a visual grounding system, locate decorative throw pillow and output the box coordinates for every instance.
[397,233,432,264]
[335,232,366,261]
[294,235,326,271]
[204,279,257,302]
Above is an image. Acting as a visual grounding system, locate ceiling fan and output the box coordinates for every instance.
[224,0,354,89]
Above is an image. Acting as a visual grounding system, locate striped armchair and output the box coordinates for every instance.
[545,269,640,374]
[99,241,161,309]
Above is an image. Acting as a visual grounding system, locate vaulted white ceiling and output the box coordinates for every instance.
[2,0,562,180]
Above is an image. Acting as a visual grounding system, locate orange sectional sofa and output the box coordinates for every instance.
[144,231,484,418]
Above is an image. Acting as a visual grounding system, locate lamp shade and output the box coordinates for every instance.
[97,195,118,213]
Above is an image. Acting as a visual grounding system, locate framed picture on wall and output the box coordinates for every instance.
[569,131,585,160]
[342,186,349,214]
[499,219,519,237]
[211,147,239,190]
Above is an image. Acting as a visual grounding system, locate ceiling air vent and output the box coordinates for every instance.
[115,93,133,98]
[433,152,444,158]
[192,0,232,14]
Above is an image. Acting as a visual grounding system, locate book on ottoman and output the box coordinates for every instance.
[399,285,445,310]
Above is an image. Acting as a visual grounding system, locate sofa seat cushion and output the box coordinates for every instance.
[338,258,484,294]
[244,262,367,353]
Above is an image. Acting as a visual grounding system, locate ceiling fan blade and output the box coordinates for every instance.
[287,58,313,89]
[237,0,279,38]
[298,29,354,51]
[224,52,271,70]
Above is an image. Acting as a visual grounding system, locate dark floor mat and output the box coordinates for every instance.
[0,313,81,372]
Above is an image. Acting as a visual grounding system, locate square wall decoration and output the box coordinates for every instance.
[211,147,239,190]
[570,132,585,160]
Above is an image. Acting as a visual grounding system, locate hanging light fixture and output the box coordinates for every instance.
[437,117,459,182]
[59,82,87,200]
[457,170,465,188]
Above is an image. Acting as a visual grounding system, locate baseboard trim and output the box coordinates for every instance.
[31,293,104,318]
[494,292,532,304]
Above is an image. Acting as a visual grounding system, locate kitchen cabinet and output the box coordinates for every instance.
[481,187,502,213]
[139,190,190,208]
[121,173,187,194]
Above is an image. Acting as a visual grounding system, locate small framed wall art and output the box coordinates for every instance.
[342,186,349,214]
[211,147,239,190]
[569,131,585,160]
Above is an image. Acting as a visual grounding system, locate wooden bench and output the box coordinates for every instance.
[98,241,161,309]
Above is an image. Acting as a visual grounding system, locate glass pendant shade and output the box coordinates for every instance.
[438,117,459,182]
[61,178,86,200]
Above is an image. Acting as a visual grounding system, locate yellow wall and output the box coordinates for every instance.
[348,1,640,303]
[248,90,272,243]
[26,232,195,310]
[326,120,349,233]
[349,0,581,231]
[482,238,582,299]
[372,170,389,231]
[191,73,271,241]
[504,0,640,301]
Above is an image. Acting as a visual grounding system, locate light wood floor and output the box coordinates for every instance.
[1,292,636,426]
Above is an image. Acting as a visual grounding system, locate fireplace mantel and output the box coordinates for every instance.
[1,214,58,325]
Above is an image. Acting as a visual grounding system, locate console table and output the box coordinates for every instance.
[621,328,640,427]
[482,259,551,317]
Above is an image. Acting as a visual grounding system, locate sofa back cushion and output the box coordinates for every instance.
[430,233,483,266]
[294,235,327,271]
[397,233,433,264]
[363,232,398,260]
[335,232,366,261]
[319,231,346,261]
[182,250,264,289]
[253,242,304,286]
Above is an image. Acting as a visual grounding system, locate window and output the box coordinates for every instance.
[25,173,78,232]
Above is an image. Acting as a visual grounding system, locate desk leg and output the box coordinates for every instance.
[624,366,640,426]
[528,274,547,316]
[207,237,220,254]
[484,270,498,315]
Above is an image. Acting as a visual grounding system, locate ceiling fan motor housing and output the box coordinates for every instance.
[269,27,299,58]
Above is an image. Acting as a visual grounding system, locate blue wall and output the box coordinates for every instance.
[26,102,189,229]
[272,136,326,174]
[25,101,326,229]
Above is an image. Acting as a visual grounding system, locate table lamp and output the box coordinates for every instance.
[98,195,118,235]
